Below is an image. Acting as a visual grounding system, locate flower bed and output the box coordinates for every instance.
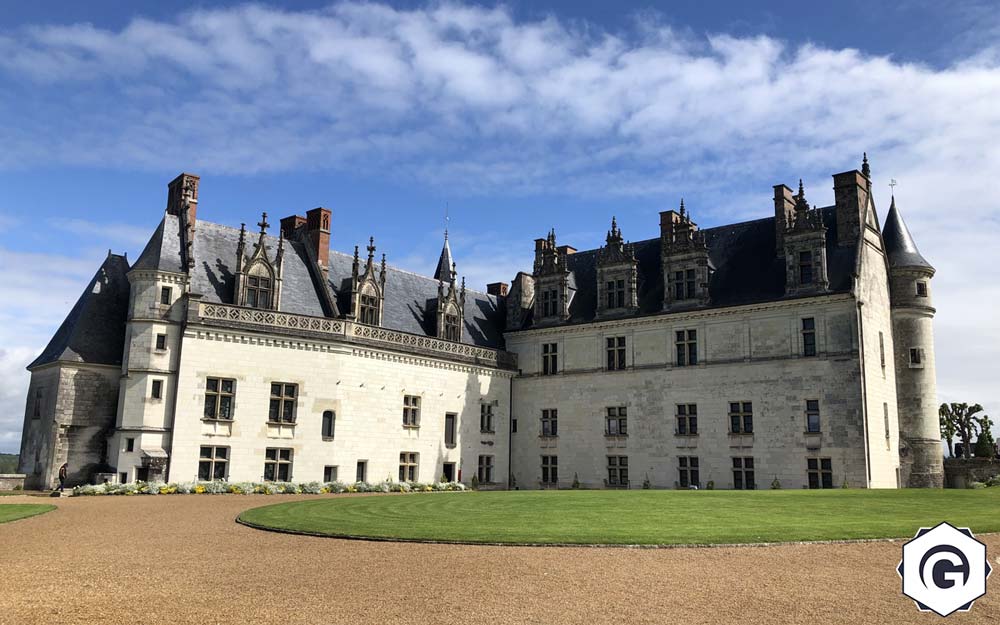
[73,480,467,496]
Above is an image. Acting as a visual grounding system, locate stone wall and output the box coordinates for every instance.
[943,458,1000,489]
[0,474,26,490]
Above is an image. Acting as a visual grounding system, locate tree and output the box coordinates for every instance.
[940,403,985,460]
[974,415,996,458]
[939,408,957,457]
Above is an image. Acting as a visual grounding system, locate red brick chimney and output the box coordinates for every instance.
[305,207,331,269]
[166,173,199,227]
[280,215,307,239]
[486,282,509,297]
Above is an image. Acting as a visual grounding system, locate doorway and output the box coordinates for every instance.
[442,462,456,482]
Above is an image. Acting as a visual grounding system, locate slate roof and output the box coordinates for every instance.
[29,254,131,369]
[882,197,933,271]
[133,213,505,348]
[512,206,857,329]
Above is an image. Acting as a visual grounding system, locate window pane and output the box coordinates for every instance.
[204,396,216,419]
[284,384,296,397]
[271,384,282,397]
[207,378,218,392]
[198,462,211,481]
[807,458,818,470]
[215,447,228,459]
[213,463,226,480]
[820,458,831,471]
[218,396,232,419]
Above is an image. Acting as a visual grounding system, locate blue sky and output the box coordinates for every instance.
[1,1,998,452]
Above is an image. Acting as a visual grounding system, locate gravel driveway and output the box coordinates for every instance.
[1,494,997,624]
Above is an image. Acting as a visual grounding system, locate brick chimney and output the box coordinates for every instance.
[166,173,199,227]
[280,215,307,239]
[833,169,870,246]
[486,282,509,297]
[305,207,331,269]
[773,184,795,254]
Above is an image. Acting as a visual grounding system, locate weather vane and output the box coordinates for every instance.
[889,178,898,194]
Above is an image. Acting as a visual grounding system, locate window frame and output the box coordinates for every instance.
[359,293,380,326]
[732,456,755,490]
[675,403,698,436]
[159,286,172,306]
[398,452,419,482]
[675,329,698,366]
[799,250,814,285]
[203,377,235,421]
[806,399,821,433]
[477,455,494,484]
[728,401,753,434]
[541,455,558,485]
[268,382,298,424]
[444,412,457,448]
[480,403,495,434]
[807,457,833,489]
[402,395,421,428]
[198,445,229,481]
[916,281,928,297]
[155,333,168,351]
[606,278,626,309]
[323,465,338,482]
[541,342,559,375]
[263,447,293,482]
[802,317,817,357]
[355,460,367,483]
[607,455,629,487]
[605,336,627,371]
[321,410,336,439]
[151,379,163,400]
[443,312,461,342]
[541,408,558,437]
[678,456,699,488]
[605,406,628,436]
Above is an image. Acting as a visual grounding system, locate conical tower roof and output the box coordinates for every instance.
[882,196,933,271]
[433,232,455,282]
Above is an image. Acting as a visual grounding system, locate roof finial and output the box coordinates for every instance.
[679,198,685,218]
[257,212,270,234]
[862,152,870,178]
[798,179,805,198]
[366,236,376,261]
[444,202,450,241]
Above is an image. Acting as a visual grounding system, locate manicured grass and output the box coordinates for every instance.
[239,489,1000,545]
[0,504,55,524]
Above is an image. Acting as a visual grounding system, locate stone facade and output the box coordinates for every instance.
[19,157,943,490]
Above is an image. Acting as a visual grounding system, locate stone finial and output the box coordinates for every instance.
[366,236,376,261]
[862,152,870,178]
[257,212,270,234]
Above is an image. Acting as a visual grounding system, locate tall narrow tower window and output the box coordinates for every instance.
[799,251,814,285]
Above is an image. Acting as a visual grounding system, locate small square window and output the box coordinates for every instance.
[151,379,163,400]
[916,282,928,297]
[160,286,172,305]
[126,438,135,452]
[324,466,338,482]
[155,334,167,350]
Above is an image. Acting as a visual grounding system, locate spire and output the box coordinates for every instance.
[883,195,933,271]
[433,230,455,282]
[862,152,870,178]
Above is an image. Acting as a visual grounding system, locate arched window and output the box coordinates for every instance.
[443,305,461,342]
[322,410,335,439]
[359,283,380,325]
[245,263,273,309]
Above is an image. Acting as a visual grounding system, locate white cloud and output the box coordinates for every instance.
[0,2,998,448]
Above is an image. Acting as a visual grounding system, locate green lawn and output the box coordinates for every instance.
[239,489,1000,545]
[0,504,55,524]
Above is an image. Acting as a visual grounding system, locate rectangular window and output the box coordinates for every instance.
[673,270,685,300]
[268,383,297,423]
[356,460,367,483]
[478,455,494,483]
[732,457,755,490]
[909,347,924,367]
[443,313,461,342]
[607,455,629,487]
[151,379,163,400]
[806,399,821,433]
[444,413,456,447]
[263,448,292,481]
[606,279,626,309]
[199,446,229,481]
[512,417,518,433]
[160,286,172,305]
[676,404,698,435]
[685,268,696,299]
[729,401,753,434]
[916,282,928,297]
[480,403,495,433]
[605,406,627,436]
[679,456,699,488]
[541,289,559,317]
[541,455,558,485]
[807,457,833,489]
[126,438,135,452]
[204,378,235,420]
[606,336,626,371]
[402,395,421,427]
[541,409,558,437]
[399,452,418,482]
[879,332,886,372]
[323,466,338,482]
[246,275,273,309]
[675,329,698,366]
[155,333,167,350]
[119,472,128,484]
[32,387,44,418]
[802,318,816,357]
[884,402,891,448]
[360,294,380,325]
[799,251,814,285]
[541,343,558,375]
[321,410,336,439]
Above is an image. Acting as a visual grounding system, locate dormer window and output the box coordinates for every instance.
[671,269,697,300]
[541,289,558,316]
[245,265,273,309]
[606,280,625,308]
[351,237,387,327]
[799,251,814,285]
[443,312,461,342]
[359,287,380,325]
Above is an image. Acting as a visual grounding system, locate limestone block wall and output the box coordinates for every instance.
[506,296,871,490]
[18,364,120,489]
[166,326,513,486]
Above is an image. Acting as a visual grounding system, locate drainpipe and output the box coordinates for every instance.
[857,300,872,487]
[508,371,514,490]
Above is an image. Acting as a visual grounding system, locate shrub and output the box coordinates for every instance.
[842,478,850,489]
[706,480,714,490]
[572,473,581,489]
[470,475,479,490]
[13,484,22,491]
[770,478,781,490]
[985,475,1000,488]
[970,481,988,489]
[642,475,651,490]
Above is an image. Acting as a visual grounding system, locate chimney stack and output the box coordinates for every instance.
[280,215,307,239]
[833,169,870,246]
[773,184,795,254]
[166,173,199,228]
[486,282,509,297]
[305,207,331,269]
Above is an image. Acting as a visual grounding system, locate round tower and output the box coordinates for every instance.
[883,196,943,487]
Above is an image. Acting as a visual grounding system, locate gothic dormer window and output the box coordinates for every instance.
[234,212,284,310]
[351,237,387,326]
[783,181,829,295]
[660,201,711,310]
[532,229,574,324]
[435,244,466,342]
[596,217,638,318]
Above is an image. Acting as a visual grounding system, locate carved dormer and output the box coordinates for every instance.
[532,229,574,324]
[660,201,712,310]
[233,212,284,309]
[436,259,466,342]
[783,180,830,295]
[596,217,638,318]
[350,237,387,326]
